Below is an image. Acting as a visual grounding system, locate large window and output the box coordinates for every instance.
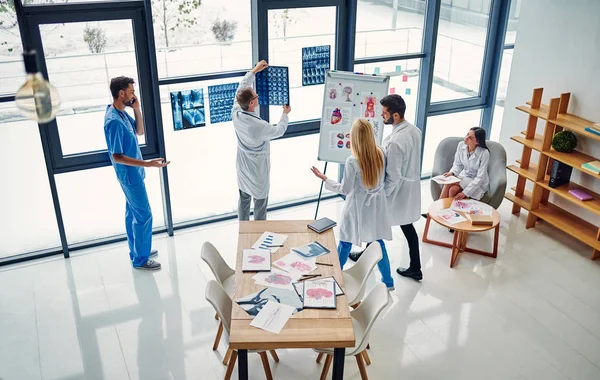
[355,0,425,59]
[431,0,492,102]
[267,7,336,124]
[0,104,61,258]
[153,0,252,78]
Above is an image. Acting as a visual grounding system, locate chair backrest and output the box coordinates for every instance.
[350,283,390,353]
[344,242,383,305]
[429,136,507,209]
[201,242,235,286]
[205,280,233,335]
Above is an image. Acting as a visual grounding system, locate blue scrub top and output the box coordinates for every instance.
[104,105,145,186]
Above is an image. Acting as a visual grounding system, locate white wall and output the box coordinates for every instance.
[500,0,600,224]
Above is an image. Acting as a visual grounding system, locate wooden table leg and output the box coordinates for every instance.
[492,224,499,258]
[450,231,461,268]
[332,348,345,380]
[422,215,432,242]
[238,349,248,380]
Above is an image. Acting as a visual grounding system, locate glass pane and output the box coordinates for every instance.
[505,0,522,45]
[267,7,336,124]
[422,109,482,176]
[55,166,164,245]
[354,59,420,141]
[39,20,146,156]
[0,102,62,258]
[160,79,238,222]
[431,2,491,102]
[355,0,425,59]
[154,0,251,78]
[24,0,123,4]
[270,134,339,205]
[490,49,513,142]
[0,2,24,96]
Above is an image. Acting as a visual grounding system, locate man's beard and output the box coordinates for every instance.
[383,116,394,125]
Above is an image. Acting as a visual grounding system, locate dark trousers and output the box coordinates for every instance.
[400,223,421,270]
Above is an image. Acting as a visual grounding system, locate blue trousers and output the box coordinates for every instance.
[338,240,394,288]
[120,180,153,267]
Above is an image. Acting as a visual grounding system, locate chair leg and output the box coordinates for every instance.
[355,353,369,380]
[316,352,325,363]
[259,352,274,380]
[268,350,279,363]
[366,344,370,350]
[215,312,219,320]
[351,301,361,309]
[223,347,232,365]
[213,321,223,351]
[224,350,237,380]
[320,354,333,380]
[361,349,371,365]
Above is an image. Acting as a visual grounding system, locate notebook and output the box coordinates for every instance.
[467,214,494,226]
[568,189,593,201]
[307,218,337,233]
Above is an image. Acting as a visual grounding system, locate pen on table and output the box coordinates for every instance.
[316,262,333,266]
[264,245,284,248]
[300,274,321,280]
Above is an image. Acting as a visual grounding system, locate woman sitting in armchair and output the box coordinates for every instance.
[441,127,490,201]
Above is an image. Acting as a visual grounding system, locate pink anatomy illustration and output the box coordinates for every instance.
[290,261,312,273]
[248,255,266,264]
[306,288,334,300]
[364,96,375,117]
[265,273,292,285]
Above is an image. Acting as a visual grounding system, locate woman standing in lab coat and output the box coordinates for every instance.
[311,119,394,290]
[440,127,490,201]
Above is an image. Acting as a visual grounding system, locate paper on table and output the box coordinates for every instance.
[293,277,343,302]
[273,253,317,275]
[437,208,467,225]
[468,203,493,216]
[252,231,288,254]
[242,249,271,272]
[250,300,295,334]
[253,268,301,290]
[432,175,461,185]
[451,199,475,213]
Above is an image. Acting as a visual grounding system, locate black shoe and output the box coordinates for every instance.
[348,250,364,262]
[396,267,423,281]
[421,213,428,219]
[449,228,455,233]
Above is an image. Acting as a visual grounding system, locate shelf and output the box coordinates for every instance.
[511,134,544,151]
[507,164,538,181]
[536,177,600,216]
[521,102,600,142]
[531,202,600,250]
[544,149,600,180]
[505,190,532,210]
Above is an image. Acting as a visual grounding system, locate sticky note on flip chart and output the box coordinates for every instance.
[402,75,408,82]
[374,67,380,74]
[405,88,411,95]
[395,65,401,72]
[390,87,396,94]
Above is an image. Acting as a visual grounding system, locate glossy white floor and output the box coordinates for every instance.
[2,183,600,380]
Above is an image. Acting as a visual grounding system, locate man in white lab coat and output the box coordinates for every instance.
[232,60,291,221]
[380,94,423,281]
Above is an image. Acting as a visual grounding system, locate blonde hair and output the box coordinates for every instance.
[350,119,384,189]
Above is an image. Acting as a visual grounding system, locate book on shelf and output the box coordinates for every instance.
[581,163,600,175]
[592,123,600,131]
[568,189,593,201]
[585,127,600,137]
[584,160,600,171]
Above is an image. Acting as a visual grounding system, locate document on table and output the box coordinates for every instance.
[437,208,467,225]
[252,231,288,254]
[250,300,295,334]
[431,174,461,185]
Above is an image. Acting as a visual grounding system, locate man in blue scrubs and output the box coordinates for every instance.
[104,76,169,271]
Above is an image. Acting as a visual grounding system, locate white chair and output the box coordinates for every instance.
[201,242,236,350]
[342,242,383,307]
[314,283,390,380]
[205,280,279,380]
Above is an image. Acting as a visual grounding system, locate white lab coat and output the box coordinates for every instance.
[325,152,392,246]
[383,121,422,226]
[232,72,289,199]
[449,141,490,200]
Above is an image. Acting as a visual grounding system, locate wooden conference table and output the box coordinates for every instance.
[230,221,356,380]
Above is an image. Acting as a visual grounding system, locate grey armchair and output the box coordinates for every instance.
[430,137,507,209]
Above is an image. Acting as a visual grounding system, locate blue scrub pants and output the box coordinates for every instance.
[120,180,153,267]
[338,240,394,288]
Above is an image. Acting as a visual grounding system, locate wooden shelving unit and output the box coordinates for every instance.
[505,88,600,260]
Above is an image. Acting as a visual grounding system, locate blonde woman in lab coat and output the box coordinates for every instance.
[311,119,395,290]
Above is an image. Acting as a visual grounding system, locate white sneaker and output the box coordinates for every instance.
[135,259,161,271]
